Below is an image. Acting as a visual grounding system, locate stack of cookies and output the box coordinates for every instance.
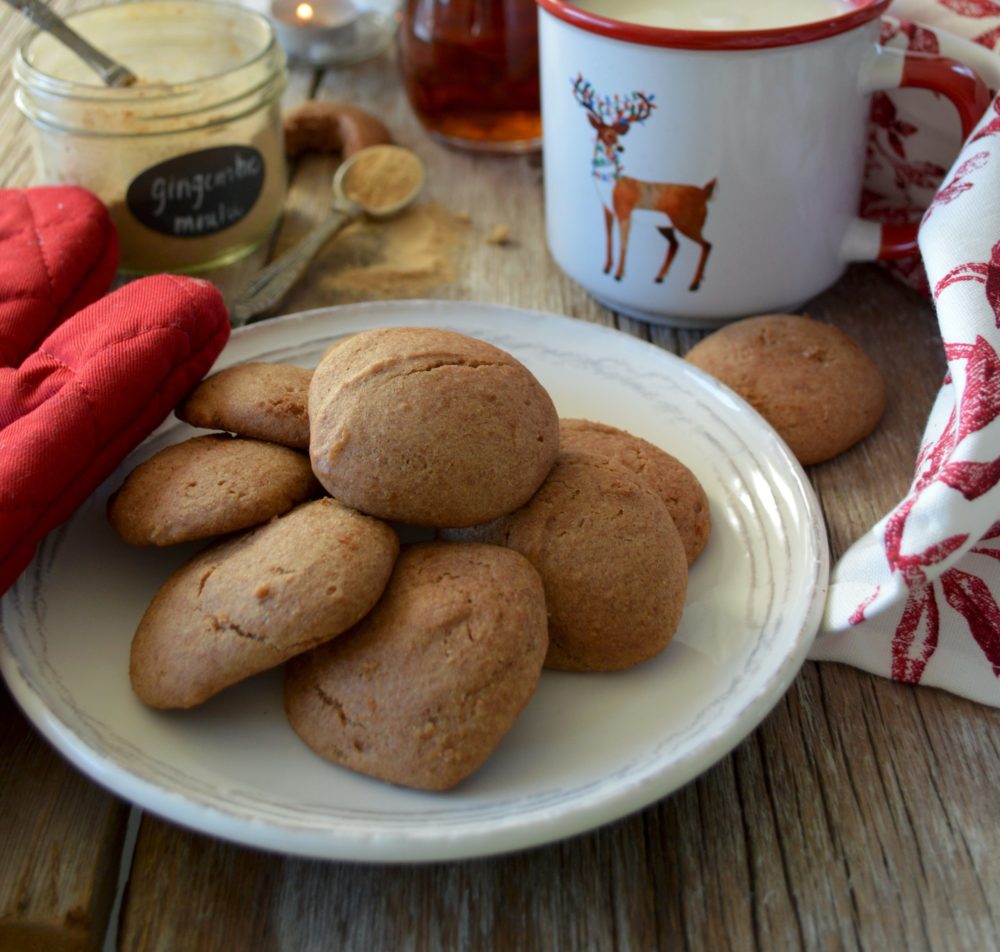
[109,326,711,791]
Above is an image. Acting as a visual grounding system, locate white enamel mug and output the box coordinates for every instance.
[537,0,989,327]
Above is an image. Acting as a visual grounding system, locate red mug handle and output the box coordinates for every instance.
[855,48,991,261]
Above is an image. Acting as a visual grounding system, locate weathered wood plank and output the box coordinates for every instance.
[0,682,128,952]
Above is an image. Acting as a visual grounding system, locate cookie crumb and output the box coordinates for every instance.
[484,224,511,246]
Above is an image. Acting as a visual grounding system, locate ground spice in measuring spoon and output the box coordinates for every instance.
[336,144,425,215]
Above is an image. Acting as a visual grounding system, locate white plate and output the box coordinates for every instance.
[0,301,828,862]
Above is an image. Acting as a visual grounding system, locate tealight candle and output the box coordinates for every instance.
[270,0,363,65]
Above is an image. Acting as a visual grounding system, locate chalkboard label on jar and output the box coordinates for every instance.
[126,146,266,238]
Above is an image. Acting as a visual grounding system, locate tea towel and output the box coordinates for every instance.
[811,1,1000,705]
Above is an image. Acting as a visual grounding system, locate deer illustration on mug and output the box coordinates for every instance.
[572,75,716,291]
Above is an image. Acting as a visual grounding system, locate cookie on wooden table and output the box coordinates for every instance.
[559,418,711,566]
[684,314,886,465]
[108,433,321,546]
[284,541,548,791]
[446,451,688,673]
[176,362,312,449]
[130,498,399,709]
[308,326,560,527]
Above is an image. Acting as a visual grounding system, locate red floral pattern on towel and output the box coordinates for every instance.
[812,1,1000,706]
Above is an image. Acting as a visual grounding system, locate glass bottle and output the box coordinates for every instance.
[398,0,541,153]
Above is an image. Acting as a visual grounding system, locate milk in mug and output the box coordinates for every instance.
[571,0,853,31]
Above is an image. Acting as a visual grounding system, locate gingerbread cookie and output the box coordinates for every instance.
[176,362,312,449]
[685,314,886,465]
[559,418,711,565]
[308,327,560,527]
[446,451,688,672]
[284,541,548,790]
[108,434,321,546]
[130,498,399,709]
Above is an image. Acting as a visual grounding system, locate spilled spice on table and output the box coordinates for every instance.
[297,202,470,305]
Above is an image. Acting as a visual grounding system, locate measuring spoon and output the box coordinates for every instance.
[231,144,425,326]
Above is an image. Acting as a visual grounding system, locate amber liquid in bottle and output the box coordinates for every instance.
[398,0,541,153]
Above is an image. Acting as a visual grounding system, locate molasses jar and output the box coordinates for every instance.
[14,0,288,274]
[398,0,541,153]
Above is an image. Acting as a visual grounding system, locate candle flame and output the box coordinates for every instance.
[295,2,314,20]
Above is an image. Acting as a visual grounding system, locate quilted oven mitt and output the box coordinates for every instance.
[0,186,230,596]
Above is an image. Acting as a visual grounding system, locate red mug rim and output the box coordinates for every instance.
[535,0,892,50]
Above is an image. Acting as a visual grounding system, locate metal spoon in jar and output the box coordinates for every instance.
[231,144,426,326]
[4,0,138,87]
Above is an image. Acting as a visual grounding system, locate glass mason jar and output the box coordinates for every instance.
[398,0,541,153]
[14,0,288,274]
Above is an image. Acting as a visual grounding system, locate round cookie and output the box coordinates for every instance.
[284,541,548,791]
[176,362,312,449]
[130,498,399,709]
[684,314,885,465]
[308,326,560,527]
[446,451,688,672]
[108,433,321,546]
[559,418,711,566]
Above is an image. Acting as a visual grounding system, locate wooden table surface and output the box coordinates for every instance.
[2,6,1000,951]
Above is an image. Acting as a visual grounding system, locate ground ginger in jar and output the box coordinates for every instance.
[14,1,288,274]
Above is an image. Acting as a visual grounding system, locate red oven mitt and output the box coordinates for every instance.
[0,186,231,596]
